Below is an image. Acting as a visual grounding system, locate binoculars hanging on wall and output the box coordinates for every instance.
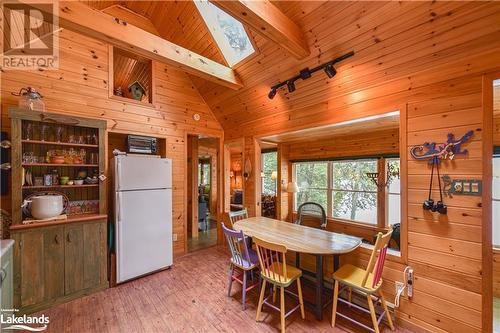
[423,156,448,215]
[423,199,447,214]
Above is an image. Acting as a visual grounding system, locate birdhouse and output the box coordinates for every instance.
[128,81,146,101]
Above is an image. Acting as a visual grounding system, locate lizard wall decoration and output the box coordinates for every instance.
[410,130,473,164]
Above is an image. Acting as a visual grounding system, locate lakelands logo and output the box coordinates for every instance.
[1,313,49,331]
[2,0,60,70]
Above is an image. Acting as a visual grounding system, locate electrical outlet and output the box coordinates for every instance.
[172,233,178,241]
[395,281,405,296]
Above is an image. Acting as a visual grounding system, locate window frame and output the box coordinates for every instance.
[292,156,400,229]
[493,154,500,248]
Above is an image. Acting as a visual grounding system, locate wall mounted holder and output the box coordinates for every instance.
[442,175,482,198]
[410,130,473,164]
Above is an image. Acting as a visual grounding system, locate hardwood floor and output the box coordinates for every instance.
[37,246,408,333]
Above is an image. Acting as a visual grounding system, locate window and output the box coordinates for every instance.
[331,160,378,224]
[294,162,329,211]
[194,0,255,66]
[493,155,500,247]
[199,160,210,186]
[292,157,400,226]
[261,151,277,195]
[386,158,401,225]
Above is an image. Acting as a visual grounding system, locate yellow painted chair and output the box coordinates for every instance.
[331,228,395,333]
[254,237,305,333]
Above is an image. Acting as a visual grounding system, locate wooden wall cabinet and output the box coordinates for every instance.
[9,109,108,314]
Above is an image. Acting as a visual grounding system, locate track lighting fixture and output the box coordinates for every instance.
[267,51,354,99]
[268,88,277,99]
[324,64,337,78]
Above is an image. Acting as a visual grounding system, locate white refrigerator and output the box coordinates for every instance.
[114,154,173,283]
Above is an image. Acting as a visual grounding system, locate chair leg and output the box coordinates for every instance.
[256,279,267,321]
[296,278,305,319]
[242,270,247,310]
[367,295,380,333]
[331,280,339,327]
[347,287,352,306]
[295,252,300,268]
[280,286,286,333]
[379,290,395,330]
[227,264,234,297]
[273,284,277,303]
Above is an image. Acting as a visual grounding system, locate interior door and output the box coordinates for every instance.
[116,188,172,283]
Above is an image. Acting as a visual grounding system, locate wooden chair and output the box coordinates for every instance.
[222,223,260,310]
[254,237,305,333]
[331,228,395,333]
[294,202,327,268]
[228,208,248,227]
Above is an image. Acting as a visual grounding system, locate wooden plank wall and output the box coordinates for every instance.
[198,3,500,332]
[0,29,223,257]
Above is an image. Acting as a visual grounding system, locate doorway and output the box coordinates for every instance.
[187,135,219,252]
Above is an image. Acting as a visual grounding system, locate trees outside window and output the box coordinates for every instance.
[261,151,277,195]
[293,157,400,227]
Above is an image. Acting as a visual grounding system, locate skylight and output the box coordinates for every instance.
[194,0,255,67]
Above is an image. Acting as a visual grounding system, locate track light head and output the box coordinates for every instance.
[287,80,296,93]
[268,88,277,99]
[324,64,337,78]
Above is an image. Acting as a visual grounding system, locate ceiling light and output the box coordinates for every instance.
[324,64,337,78]
[268,88,277,99]
[287,80,296,93]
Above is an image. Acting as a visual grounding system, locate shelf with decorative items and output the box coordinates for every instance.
[9,107,109,314]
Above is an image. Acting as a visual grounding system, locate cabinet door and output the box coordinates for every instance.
[43,227,64,300]
[12,230,44,308]
[64,224,84,295]
[83,222,106,289]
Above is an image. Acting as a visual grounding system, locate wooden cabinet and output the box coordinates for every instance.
[8,109,108,314]
[11,220,107,314]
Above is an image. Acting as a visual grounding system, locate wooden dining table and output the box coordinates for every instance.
[233,216,362,321]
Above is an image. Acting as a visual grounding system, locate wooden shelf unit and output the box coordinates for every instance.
[22,139,99,148]
[9,108,109,314]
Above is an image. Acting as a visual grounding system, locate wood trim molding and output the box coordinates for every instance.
[34,2,243,89]
[212,0,310,60]
[481,71,497,333]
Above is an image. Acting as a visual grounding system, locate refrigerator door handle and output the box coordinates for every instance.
[116,159,122,191]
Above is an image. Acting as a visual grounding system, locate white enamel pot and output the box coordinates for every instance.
[24,195,64,219]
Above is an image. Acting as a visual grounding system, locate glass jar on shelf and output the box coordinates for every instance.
[51,169,59,185]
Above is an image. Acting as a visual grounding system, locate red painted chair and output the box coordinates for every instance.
[331,228,395,333]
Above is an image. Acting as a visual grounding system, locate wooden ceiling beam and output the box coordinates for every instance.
[212,0,310,60]
[34,1,243,89]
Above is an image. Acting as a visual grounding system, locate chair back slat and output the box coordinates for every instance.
[362,227,393,288]
[222,224,251,267]
[254,237,287,284]
[296,202,327,229]
[228,209,248,227]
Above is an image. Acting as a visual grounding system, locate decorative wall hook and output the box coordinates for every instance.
[410,130,473,164]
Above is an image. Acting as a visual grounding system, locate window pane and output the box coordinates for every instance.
[332,160,377,192]
[332,191,377,224]
[194,0,255,66]
[493,157,500,200]
[387,159,401,194]
[295,162,328,190]
[494,200,500,246]
[262,151,277,195]
[388,194,401,225]
[296,189,328,211]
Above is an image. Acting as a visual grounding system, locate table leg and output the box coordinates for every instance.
[315,254,324,320]
[333,255,340,272]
